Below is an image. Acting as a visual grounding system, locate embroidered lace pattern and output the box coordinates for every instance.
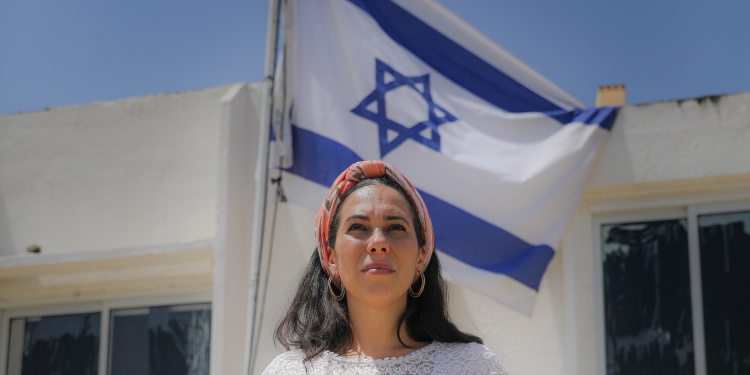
[261,341,509,375]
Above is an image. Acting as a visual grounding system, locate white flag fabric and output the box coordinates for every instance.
[278,0,619,314]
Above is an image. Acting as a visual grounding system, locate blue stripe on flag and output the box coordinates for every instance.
[348,0,561,115]
[285,125,554,290]
[285,126,364,185]
[548,106,620,131]
[422,192,553,290]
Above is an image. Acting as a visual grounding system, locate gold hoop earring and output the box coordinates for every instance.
[409,273,426,298]
[328,274,346,301]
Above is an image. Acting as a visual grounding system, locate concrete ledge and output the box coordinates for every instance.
[584,173,750,207]
[0,242,214,308]
[0,238,215,272]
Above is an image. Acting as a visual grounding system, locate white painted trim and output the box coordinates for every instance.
[594,209,687,227]
[0,310,8,375]
[98,303,111,375]
[214,82,257,375]
[587,188,750,216]
[562,211,587,375]
[591,216,606,375]
[686,208,707,375]
[689,201,750,218]
[211,80,233,375]
[246,80,274,375]
[1,302,104,320]
[103,293,212,310]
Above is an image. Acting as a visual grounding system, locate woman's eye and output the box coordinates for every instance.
[388,224,406,231]
[348,223,366,231]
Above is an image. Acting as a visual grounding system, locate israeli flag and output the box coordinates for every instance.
[276,0,619,314]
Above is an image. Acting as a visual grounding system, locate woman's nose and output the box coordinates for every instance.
[368,228,389,254]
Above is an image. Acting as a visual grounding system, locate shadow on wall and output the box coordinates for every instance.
[587,107,637,187]
[0,184,17,257]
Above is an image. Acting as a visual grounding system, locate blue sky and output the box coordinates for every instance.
[2,0,749,115]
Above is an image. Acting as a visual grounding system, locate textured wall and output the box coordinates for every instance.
[590,92,750,186]
[0,87,228,256]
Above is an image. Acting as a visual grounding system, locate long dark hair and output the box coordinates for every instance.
[274,178,482,361]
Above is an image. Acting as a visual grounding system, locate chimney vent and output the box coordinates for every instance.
[595,84,626,107]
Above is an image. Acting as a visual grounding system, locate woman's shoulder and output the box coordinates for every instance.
[261,342,509,375]
[429,341,509,374]
[261,350,308,375]
[431,340,496,355]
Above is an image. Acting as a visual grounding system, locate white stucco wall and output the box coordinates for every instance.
[0,87,227,257]
[590,93,750,186]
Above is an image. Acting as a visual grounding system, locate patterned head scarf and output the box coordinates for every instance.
[315,160,434,277]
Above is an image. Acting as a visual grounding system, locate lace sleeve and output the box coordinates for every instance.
[448,342,509,375]
[481,344,510,375]
[260,350,307,375]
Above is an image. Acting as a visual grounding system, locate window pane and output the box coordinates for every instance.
[109,303,211,375]
[601,219,695,375]
[6,312,100,375]
[698,210,750,375]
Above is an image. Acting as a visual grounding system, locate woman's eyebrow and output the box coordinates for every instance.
[344,214,408,223]
[344,214,370,223]
[384,215,408,222]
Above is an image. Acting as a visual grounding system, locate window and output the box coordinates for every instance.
[7,312,101,374]
[3,300,211,375]
[601,219,694,374]
[598,204,750,375]
[109,304,211,375]
[697,211,750,375]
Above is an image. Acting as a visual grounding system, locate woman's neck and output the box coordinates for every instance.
[344,297,427,359]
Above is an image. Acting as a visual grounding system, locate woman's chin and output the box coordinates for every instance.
[349,286,409,307]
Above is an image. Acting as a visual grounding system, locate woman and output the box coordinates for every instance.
[263,160,508,374]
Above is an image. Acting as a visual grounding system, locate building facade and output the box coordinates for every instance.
[1,84,748,375]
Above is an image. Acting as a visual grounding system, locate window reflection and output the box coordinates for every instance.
[698,211,750,375]
[109,303,211,375]
[8,312,100,375]
[601,219,694,375]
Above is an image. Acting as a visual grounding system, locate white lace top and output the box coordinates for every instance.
[261,341,509,375]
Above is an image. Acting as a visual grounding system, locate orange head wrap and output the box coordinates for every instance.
[315,160,434,277]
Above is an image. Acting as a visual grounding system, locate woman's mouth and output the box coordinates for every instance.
[362,263,394,274]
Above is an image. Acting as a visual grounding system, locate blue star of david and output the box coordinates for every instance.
[351,59,457,157]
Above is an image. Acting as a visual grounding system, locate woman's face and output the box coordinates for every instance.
[328,183,427,309]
